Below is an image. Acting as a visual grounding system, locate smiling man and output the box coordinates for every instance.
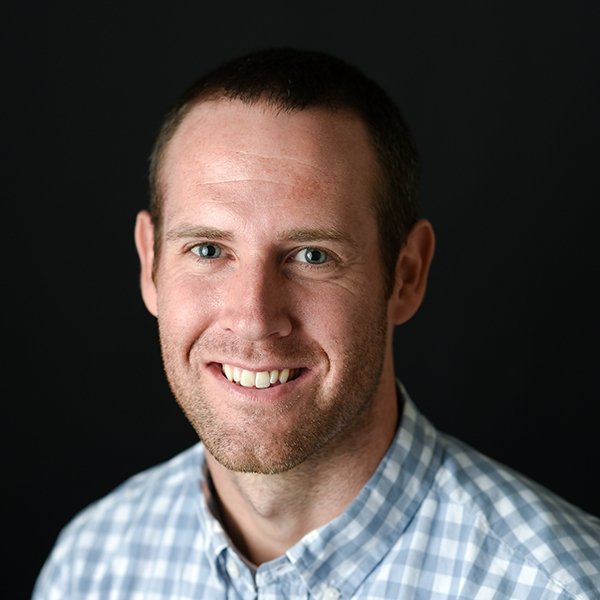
[33,47,600,599]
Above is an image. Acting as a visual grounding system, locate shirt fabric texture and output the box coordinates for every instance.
[32,385,600,599]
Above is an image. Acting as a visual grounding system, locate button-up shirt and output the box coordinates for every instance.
[32,385,600,599]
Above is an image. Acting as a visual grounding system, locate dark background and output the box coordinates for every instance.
[6,2,599,598]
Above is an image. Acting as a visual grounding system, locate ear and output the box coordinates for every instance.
[134,210,158,317]
[388,218,435,325]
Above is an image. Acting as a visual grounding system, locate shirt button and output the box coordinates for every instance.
[227,557,240,578]
[322,586,341,600]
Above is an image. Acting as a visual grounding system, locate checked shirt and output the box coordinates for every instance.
[33,385,600,599]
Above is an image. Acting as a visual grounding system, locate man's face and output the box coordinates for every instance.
[142,99,400,474]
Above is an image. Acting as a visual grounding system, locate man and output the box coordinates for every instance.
[33,47,600,599]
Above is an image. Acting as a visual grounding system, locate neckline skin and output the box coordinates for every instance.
[204,387,405,567]
[205,361,400,565]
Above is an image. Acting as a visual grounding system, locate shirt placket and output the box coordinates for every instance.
[255,557,309,600]
[219,549,257,599]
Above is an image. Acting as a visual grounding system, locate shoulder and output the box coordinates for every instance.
[32,443,206,598]
[434,432,600,597]
[66,443,204,536]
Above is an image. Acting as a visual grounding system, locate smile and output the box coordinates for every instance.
[221,364,300,389]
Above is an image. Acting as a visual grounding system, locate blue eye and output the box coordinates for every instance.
[191,244,222,259]
[294,247,329,264]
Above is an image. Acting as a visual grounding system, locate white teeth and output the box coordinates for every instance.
[223,364,233,382]
[255,371,271,388]
[220,365,296,389]
[233,366,241,383]
[278,368,290,384]
[240,370,255,387]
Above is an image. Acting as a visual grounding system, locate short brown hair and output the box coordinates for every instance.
[148,47,420,295]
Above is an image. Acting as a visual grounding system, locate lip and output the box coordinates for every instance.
[206,362,309,403]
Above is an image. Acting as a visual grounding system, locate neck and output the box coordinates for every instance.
[205,379,400,565]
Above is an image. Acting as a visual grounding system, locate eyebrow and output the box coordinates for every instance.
[165,225,357,247]
[277,227,356,247]
[165,226,234,242]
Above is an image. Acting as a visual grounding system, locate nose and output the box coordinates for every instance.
[217,261,293,341]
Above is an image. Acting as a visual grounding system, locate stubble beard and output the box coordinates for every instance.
[159,306,389,475]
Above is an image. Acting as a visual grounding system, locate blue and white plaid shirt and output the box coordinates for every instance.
[33,386,600,599]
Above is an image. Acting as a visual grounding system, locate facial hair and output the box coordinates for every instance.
[159,298,389,475]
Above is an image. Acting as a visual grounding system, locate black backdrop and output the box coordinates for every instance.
[6,2,600,598]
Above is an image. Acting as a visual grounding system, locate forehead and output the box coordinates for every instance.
[159,99,381,227]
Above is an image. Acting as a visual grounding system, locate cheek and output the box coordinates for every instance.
[155,272,220,340]
[296,285,380,346]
